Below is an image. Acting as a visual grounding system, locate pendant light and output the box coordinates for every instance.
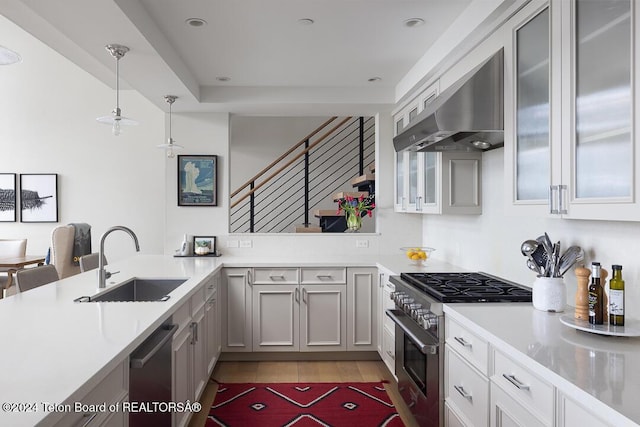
[0,45,21,65]
[157,95,183,158]
[96,44,137,136]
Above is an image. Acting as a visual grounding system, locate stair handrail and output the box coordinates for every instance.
[230,116,338,199]
[230,116,352,209]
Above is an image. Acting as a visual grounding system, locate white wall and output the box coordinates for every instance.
[423,149,640,319]
[0,15,166,261]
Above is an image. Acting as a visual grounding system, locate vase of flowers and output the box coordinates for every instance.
[336,194,375,232]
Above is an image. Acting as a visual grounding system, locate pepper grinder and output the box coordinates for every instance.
[574,265,590,320]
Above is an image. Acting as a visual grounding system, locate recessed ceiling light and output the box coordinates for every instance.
[404,18,425,28]
[186,18,207,28]
[368,77,382,82]
[216,76,231,82]
[298,18,314,25]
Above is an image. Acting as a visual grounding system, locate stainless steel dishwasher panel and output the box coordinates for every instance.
[129,321,177,426]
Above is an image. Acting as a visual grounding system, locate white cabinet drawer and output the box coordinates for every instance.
[300,267,346,284]
[490,381,547,427]
[445,317,488,375]
[191,283,206,314]
[492,349,553,425]
[445,345,489,425]
[253,268,299,284]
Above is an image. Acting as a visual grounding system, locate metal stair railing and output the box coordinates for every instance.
[230,116,375,233]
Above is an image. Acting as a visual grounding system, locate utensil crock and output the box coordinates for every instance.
[532,276,566,312]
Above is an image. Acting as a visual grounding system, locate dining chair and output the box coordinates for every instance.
[79,253,107,273]
[0,239,27,297]
[15,264,59,293]
[50,225,81,279]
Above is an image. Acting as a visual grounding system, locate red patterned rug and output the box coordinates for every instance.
[206,382,405,426]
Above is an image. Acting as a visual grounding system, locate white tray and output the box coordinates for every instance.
[559,315,640,337]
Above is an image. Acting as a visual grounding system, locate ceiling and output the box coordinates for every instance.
[3,0,476,115]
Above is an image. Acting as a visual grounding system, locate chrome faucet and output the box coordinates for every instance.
[98,226,140,288]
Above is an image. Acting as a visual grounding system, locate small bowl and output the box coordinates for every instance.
[400,247,435,265]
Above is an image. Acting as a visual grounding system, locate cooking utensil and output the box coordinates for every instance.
[527,258,543,275]
[521,240,538,257]
[559,246,584,277]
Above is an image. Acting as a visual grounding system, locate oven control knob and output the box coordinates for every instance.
[392,292,406,304]
[400,297,414,309]
[420,312,438,329]
[406,303,421,315]
[412,308,427,320]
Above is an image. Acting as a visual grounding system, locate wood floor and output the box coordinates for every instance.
[188,360,418,427]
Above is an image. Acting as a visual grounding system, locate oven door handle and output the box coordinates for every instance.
[386,309,438,355]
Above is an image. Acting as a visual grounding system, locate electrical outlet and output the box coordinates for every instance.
[239,240,253,248]
[227,240,239,248]
[356,239,369,248]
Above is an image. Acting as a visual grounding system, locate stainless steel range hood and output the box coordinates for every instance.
[394,49,504,153]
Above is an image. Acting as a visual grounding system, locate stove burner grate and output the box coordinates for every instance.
[399,272,532,303]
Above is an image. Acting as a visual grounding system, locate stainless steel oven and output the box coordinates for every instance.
[387,272,532,427]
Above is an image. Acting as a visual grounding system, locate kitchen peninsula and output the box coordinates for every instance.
[0,254,638,426]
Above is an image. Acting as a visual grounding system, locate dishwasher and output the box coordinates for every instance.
[129,320,178,426]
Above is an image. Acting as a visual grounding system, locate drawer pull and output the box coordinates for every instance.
[316,274,333,279]
[269,274,286,280]
[454,336,472,348]
[386,350,395,360]
[75,412,98,427]
[454,385,472,401]
[503,374,530,391]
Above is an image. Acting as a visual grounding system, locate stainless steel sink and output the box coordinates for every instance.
[75,278,187,302]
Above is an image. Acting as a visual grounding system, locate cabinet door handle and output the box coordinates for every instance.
[454,336,472,348]
[416,195,422,211]
[549,185,558,214]
[190,322,198,345]
[302,288,307,303]
[558,184,568,215]
[402,196,407,210]
[379,273,384,288]
[503,373,530,390]
[74,412,98,427]
[295,287,300,303]
[247,269,252,286]
[454,385,473,401]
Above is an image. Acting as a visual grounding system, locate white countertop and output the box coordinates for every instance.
[4,253,637,426]
[0,254,224,426]
[444,303,640,426]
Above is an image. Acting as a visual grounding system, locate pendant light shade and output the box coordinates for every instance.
[97,44,138,136]
[0,45,21,65]
[157,95,183,158]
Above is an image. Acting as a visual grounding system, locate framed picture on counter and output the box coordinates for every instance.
[177,155,218,206]
[193,236,216,255]
[20,173,58,223]
[0,173,16,222]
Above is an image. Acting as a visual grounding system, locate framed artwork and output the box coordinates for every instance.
[0,174,17,222]
[20,173,58,223]
[178,155,218,206]
[193,236,216,255]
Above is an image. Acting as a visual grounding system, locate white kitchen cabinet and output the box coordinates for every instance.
[172,282,209,427]
[249,267,347,352]
[300,282,346,351]
[505,0,640,221]
[491,349,554,426]
[444,317,490,427]
[252,283,300,351]
[377,267,395,375]
[347,267,378,351]
[205,273,221,376]
[221,268,252,352]
[556,392,609,427]
[490,381,547,427]
[54,361,128,427]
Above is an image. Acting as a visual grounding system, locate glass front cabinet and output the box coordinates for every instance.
[394,82,482,215]
[505,0,640,221]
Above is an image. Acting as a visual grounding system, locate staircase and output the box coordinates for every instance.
[230,117,375,233]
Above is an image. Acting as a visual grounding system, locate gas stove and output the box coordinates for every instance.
[399,271,532,303]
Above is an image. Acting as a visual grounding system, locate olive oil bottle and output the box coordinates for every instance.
[588,262,604,325]
[609,265,625,326]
